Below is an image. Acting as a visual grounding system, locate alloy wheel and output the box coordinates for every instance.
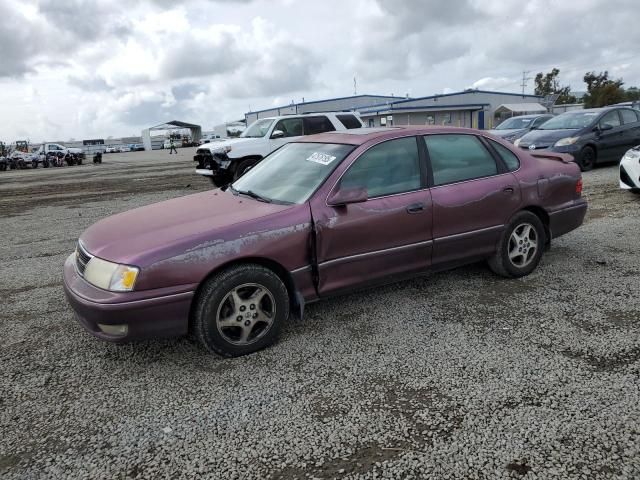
[215,283,276,345]
[508,223,538,268]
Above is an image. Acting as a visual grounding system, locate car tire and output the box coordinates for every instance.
[488,211,546,278]
[233,158,260,181]
[193,264,290,357]
[577,146,596,171]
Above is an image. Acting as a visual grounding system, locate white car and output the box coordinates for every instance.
[198,134,222,145]
[193,112,364,186]
[105,145,119,153]
[620,145,640,193]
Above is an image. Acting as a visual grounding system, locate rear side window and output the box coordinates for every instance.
[340,137,421,197]
[621,109,640,124]
[303,116,336,135]
[424,134,498,186]
[336,114,362,129]
[487,139,520,171]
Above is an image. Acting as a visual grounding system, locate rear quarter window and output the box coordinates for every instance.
[336,114,362,129]
[487,139,520,171]
[303,116,336,135]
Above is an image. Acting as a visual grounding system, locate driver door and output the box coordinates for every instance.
[269,118,304,151]
[309,136,433,295]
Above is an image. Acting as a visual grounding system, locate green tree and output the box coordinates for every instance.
[534,68,577,104]
[582,71,626,108]
[624,86,640,102]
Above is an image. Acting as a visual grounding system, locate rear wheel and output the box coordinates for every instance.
[488,211,545,278]
[577,146,596,171]
[193,264,290,357]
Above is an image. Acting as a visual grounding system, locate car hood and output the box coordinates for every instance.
[487,128,526,138]
[519,128,580,146]
[199,137,261,151]
[80,190,293,266]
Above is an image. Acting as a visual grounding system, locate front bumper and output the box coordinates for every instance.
[63,254,194,342]
[620,156,640,190]
[193,151,232,179]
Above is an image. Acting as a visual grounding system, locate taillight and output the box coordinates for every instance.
[575,178,583,195]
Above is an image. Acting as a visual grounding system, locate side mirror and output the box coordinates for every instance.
[600,123,613,131]
[327,186,368,207]
[271,130,285,139]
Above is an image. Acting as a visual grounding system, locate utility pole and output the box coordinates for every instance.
[521,71,531,95]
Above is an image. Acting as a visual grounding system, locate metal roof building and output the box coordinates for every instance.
[244,95,401,124]
[358,90,545,129]
[244,91,545,130]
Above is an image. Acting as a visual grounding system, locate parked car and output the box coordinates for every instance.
[118,145,131,153]
[619,145,640,192]
[487,114,553,143]
[129,143,145,151]
[105,145,119,154]
[193,112,364,186]
[514,107,640,171]
[63,126,587,357]
[198,134,222,145]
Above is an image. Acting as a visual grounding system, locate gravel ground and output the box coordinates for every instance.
[1,151,639,479]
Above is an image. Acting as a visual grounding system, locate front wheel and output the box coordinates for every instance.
[233,158,260,181]
[488,211,545,278]
[192,264,290,357]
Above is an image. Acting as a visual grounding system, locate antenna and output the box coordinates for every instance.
[521,71,531,95]
[353,76,357,96]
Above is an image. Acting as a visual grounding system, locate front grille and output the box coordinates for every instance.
[76,242,92,276]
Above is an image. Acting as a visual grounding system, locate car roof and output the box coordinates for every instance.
[257,112,362,121]
[296,126,487,146]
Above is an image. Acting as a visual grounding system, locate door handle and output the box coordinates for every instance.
[406,202,425,213]
[503,187,514,194]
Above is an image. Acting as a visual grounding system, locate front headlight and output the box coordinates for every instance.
[554,136,579,147]
[513,138,522,147]
[83,256,139,292]
[622,149,640,163]
[213,145,232,154]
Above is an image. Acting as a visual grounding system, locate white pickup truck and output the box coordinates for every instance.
[193,112,364,186]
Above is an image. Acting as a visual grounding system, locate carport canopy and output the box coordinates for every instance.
[494,103,548,116]
[141,120,202,150]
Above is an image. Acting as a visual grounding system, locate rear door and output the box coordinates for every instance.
[424,134,522,266]
[309,136,433,295]
[595,110,626,162]
[620,109,640,155]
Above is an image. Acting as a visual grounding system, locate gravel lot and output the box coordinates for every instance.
[1,150,639,479]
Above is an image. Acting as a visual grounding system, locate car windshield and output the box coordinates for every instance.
[231,142,354,204]
[495,117,534,130]
[538,112,599,130]
[241,119,274,138]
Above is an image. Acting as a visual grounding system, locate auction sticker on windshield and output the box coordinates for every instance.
[306,152,337,165]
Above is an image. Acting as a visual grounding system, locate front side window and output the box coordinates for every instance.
[303,116,336,135]
[425,134,498,186]
[231,142,353,204]
[340,137,421,198]
[488,138,520,171]
[621,109,640,124]
[272,118,304,138]
[599,110,621,128]
[532,116,551,128]
[336,114,362,129]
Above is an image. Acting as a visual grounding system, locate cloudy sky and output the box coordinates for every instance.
[1,0,639,141]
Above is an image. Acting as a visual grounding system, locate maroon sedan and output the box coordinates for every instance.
[63,127,587,357]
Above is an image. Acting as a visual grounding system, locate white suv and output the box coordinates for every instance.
[194,112,364,186]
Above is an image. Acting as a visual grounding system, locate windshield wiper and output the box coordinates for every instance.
[234,188,272,203]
